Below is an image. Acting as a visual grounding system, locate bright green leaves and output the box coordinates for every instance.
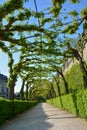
[80,7,87,18]
[17,9,31,21]
[68,10,78,17]
[0,0,23,21]
[5,9,31,29]
[62,24,78,34]
[70,0,80,4]
[50,5,60,17]
[12,24,44,32]
[83,22,87,30]
[52,0,65,5]
[51,0,66,17]
[41,18,52,26]
[50,0,86,35]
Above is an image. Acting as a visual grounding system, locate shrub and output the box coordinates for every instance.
[0,98,38,124]
[54,64,84,96]
[47,89,87,118]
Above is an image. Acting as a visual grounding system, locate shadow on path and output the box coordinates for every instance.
[0,103,87,130]
[0,103,53,130]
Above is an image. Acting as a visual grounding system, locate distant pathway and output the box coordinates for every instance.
[0,103,87,130]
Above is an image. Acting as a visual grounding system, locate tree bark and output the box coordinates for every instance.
[54,77,61,96]
[20,79,25,100]
[61,72,69,94]
[9,80,16,100]
[54,66,69,94]
[26,83,28,100]
[50,82,56,98]
[76,56,87,88]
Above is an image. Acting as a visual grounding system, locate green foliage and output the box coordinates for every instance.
[54,63,84,96]
[51,0,65,16]
[0,0,24,21]
[68,10,78,17]
[0,98,37,124]
[62,24,78,34]
[0,0,86,101]
[65,64,84,92]
[58,78,66,95]
[29,79,52,101]
[80,7,87,18]
[83,22,87,30]
[41,18,52,26]
[70,0,80,3]
[47,89,87,118]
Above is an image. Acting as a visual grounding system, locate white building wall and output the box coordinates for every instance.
[83,44,87,61]
[0,79,9,98]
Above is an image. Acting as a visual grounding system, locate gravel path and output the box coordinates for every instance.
[0,103,87,130]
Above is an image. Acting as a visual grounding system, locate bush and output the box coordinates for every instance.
[65,64,84,92]
[55,64,84,96]
[47,89,87,118]
[0,98,38,124]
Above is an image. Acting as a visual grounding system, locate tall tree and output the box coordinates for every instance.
[63,32,87,88]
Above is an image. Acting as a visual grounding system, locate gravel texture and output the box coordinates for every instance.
[0,103,87,130]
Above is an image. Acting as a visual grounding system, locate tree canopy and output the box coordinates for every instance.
[0,0,87,100]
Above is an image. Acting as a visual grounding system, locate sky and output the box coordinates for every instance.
[0,0,87,92]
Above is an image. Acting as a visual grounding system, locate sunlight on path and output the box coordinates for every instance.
[0,103,87,130]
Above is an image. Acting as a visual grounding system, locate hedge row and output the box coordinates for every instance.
[54,64,84,96]
[0,98,38,124]
[47,89,87,118]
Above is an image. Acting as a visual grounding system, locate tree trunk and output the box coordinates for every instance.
[80,61,87,88]
[20,79,25,100]
[26,83,28,100]
[77,56,87,88]
[54,77,61,96]
[9,80,15,100]
[61,72,69,94]
[56,81,61,96]
[54,66,69,94]
[50,82,56,98]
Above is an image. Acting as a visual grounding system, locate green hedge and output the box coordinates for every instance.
[54,64,84,96]
[65,64,84,92]
[47,89,87,118]
[0,98,38,124]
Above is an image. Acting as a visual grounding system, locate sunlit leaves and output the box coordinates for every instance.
[50,5,61,17]
[80,7,87,18]
[68,10,78,17]
[70,0,80,3]
[41,18,52,26]
[17,9,31,20]
[83,22,87,30]
[0,0,23,21]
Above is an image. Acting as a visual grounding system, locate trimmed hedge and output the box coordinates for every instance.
[0,98,38,124]
[47,89,87,118]
[54,64,84,96]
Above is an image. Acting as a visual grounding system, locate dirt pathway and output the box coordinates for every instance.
[0,103,87,130]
